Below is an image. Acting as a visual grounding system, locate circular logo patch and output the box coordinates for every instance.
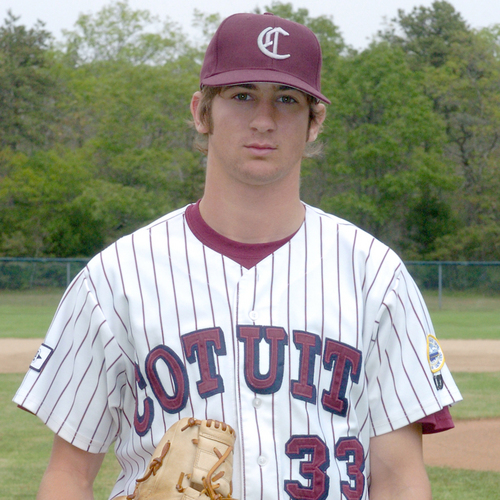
[427,334,445,373]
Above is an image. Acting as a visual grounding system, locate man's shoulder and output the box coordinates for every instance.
[138,204,190,233]
[86,204,192,267]
[305,204,355,227]
[305,204,377,241]
[304,204,402,265]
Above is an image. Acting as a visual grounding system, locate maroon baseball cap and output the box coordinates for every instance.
[200,12,330,104]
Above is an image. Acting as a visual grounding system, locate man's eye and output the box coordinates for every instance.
[278,95,297,104]
[234,93,250,101]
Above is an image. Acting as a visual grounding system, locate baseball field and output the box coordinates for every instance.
[1,288,499,498]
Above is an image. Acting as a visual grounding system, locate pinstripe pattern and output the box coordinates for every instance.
[14,204,461,500]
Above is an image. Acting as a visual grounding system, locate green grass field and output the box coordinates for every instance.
[0,373,121,499]
[0,288,63,338]
[450,372,500,420]
[1,288,499,340]
[423,291,500,340]
[1,288,499,498]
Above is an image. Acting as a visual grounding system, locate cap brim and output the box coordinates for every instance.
[201,69,331,104]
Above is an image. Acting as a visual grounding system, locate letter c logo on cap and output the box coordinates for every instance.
[257,27,291,60]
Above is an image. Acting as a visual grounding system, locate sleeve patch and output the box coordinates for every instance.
[427,334,445,373]
[30,344,54,372]
[427,334,445,390]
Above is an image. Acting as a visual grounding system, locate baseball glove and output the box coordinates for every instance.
[124,417,236,500]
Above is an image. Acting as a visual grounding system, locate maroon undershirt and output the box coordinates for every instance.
[185,200,298,269]
[185,201,454,433]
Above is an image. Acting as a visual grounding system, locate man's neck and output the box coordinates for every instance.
[199,184,305,244]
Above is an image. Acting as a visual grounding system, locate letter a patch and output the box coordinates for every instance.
[30,344,54,372]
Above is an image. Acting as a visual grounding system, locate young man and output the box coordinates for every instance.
[15,13,461,500]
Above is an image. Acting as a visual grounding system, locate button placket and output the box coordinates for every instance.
[252,397,262,409]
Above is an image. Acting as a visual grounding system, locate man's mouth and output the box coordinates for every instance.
[245,143,277,155]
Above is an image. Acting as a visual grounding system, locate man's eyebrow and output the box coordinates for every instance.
[227,83,256,90]
[227,84,300,92]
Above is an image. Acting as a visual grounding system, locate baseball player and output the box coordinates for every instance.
[14,12,461,500]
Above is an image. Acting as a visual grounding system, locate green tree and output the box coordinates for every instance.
[0,12,61,152]
[0,1,206,258]
[25,0,207,255]
[379,0,472,69]
[55,51,204,241]
[306,42,457,256]
[379,2,500,259]
[0,149,98,256]
[60,0,188,65]
[2,1,499,261]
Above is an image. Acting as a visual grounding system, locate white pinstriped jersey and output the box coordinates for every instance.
[14,203,461,500]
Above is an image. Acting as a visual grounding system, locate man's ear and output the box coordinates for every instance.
[190,91,210,134]
[307,103,327,143]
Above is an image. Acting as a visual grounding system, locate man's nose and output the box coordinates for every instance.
[249,99,277,133]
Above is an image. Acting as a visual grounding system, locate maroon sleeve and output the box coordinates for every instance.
[418,406,455,434]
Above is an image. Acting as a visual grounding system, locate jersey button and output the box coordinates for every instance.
[252,397,262,409]
[249,310,258,321]
[257,456,268,467]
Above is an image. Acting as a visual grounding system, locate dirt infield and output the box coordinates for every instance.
[0,338,42,374]
[423,418,500,472]
[2,337,500,472]
[439,339,500,373]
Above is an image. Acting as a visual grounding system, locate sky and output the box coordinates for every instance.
[4,0,500,50]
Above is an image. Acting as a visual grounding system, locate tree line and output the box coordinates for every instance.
[1,0,499,260]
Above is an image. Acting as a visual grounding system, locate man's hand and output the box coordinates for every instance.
[369,423,432,500]
[37,434,106,500]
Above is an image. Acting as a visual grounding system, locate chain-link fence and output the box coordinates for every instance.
[406,261,500,308]
[1,258,500,300]
[0,258,89,289]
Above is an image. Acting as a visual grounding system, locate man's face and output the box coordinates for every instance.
[191,82,325,189]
